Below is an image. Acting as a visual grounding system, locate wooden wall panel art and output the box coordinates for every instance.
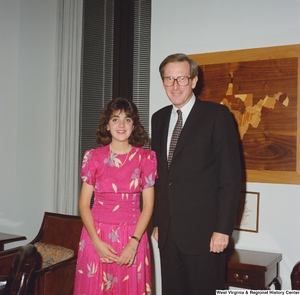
[189,44,300,184]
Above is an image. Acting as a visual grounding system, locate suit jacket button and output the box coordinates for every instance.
[169,182,172,186]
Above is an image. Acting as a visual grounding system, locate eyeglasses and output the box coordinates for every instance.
[163,76,191,87]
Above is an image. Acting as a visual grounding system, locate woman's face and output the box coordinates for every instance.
[107,110,134,143]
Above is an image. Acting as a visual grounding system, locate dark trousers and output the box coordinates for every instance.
[159,226,226,295]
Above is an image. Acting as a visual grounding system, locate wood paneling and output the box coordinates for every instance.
[190,44,300,184]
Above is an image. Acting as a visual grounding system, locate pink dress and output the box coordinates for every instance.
[73,145,157,295]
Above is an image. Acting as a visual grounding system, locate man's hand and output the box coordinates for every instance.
[210,232,229,253]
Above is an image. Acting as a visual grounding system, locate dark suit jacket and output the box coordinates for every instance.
[151,98,241,255]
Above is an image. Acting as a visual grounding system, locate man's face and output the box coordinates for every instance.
[162,61,198,109]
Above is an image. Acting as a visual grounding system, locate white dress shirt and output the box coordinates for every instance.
[167,95,196,156]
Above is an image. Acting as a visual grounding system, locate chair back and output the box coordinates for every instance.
[32,212,83,253]
[32,212,83,295]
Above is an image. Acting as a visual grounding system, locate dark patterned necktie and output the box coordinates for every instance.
[168,109,182,169]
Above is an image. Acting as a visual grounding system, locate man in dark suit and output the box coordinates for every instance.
[151,53,241,295]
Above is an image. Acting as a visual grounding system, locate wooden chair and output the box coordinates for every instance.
[0,244,41,295]
[0,212,83,295]
[291,261,300,290]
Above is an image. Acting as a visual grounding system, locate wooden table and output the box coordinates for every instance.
[0,232,26,251]
[226,248,282,290]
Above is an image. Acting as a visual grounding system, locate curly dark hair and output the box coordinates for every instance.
[96,97,150,147]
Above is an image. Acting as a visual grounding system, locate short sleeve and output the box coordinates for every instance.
[140,150,158,189]
[80,149,96,186]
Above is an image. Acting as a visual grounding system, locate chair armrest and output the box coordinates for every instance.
[34,256,77,276]
[34,256,77,295]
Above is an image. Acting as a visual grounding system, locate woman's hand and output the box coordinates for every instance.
[93,239,119,263]
[117,241,138,267]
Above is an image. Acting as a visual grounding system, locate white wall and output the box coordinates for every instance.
[150,0,300,293]
[0,0,20,233]
[0,0,300,294]
[0,0,57,243]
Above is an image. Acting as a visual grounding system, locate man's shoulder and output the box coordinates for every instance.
[152,105,172,118]
[196,99,229,113]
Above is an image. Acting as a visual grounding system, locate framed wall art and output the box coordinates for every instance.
[189,44,300,184]
[234,191,260,233]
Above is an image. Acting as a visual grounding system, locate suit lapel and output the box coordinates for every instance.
[158,106,172,171]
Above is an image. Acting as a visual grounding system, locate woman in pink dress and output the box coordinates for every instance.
[73,97,157,295]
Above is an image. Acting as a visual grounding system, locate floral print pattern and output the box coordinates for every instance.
[73,145,157,295]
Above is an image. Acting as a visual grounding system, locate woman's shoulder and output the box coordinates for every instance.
[133,147,156,158]
[84,145,108,158]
